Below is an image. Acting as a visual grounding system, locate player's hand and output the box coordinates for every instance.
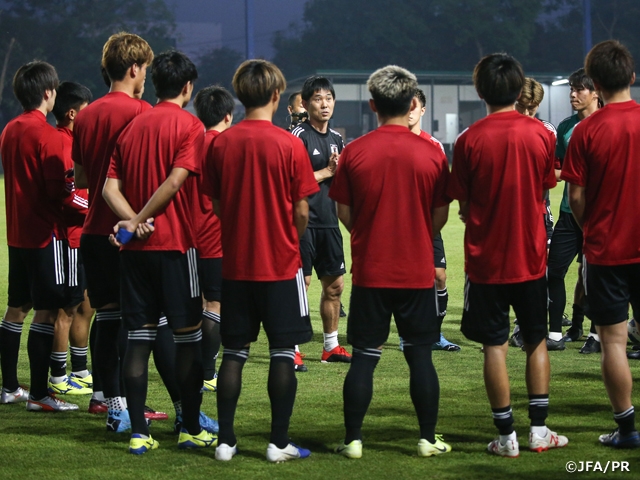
[110,219,137,247]
[328,152,339,173]
[135,218,155,240]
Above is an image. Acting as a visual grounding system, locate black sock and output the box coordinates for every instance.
[89,320,103,393]
[152,320,180,403]
[27,323,55,399]
[343,347,381,443]
[589,320,597,335]
[614,406,636,436]
[217,347,249,446]
[437,288,448,317]
[173,329,203,435]
[118,324,128,398]
[201,311,221,381]
[547,275,565,334]
[0,319,24,391]
[492,405,515,436]
[403,344,439,443]
[571,303,584,329]
[268,347,297,448]
[70,346,88,373]
[49,350,67,378]
[528,394,549,427]
[123,328,155,435]
[94,309,122,398]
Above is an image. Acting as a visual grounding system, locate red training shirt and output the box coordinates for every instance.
[447,111,556,284]
[207,120,319,281]
[73,92,152,236]
[108,101,204,253]
[562,100,640,265]
[193,129,222,259]
[58,126,89,249]
[1,110,67,248]
[329,125,451,289]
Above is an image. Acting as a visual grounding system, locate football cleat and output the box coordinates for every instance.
[106,409,131,433]
[562,327,583,343]
[174,411,219,435]
[266,442,311,463]
[561,313,573,327]
[321,345,352,363]
[202,374,217,392]
[1,386,29,404]
[546,337,566,351]
[433,334,461,351]
[417,435,452,457]
[69,372,93,389]
[529,428,568,452]
[88,398,108,414]
[335,440,362,459]
[398,336,405,352]
[487,437,519,458]
[599,428,640,448]
[49,376,92,395]
[144,405,169,421]
[26,394,79,412]
[129,434,159,455]
[215,443,238,461]
[580,336,601,354]
[340,303,347,317]
[294,351,308,372]
[178,428,217,449]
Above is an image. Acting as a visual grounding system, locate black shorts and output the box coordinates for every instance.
[433,233,447,269]
[120,249,202,331]
[544,192,554,246]
[584,261,640,326]
[80,234,120,309]
[461,276,548,346]
[347,285,441,348]
[198,257,222,302]
[8,238,83,310]
[68,247,87,301]
[300,227,346,278]
[548,211,583,279]
[220,268,313,348]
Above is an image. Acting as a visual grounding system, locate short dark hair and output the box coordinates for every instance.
[52,82,93,123]
[194,85,235,128]
[232,59,286,109]
[12,61,59,111]
[568,67,595,91]
[414,88,426,108]
[585,40,635,93]
[367,65,417,118]
[473,53,524,107]
[288,91,301,108]
[151,50,198,100]
[301,76,335,102]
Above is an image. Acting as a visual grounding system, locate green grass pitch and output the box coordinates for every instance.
[0,181,637,479]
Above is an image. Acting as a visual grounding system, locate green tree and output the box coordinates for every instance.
[0,0,176,124]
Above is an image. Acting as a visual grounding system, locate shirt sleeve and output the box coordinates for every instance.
[291,137,320,201]
[173,119,204,175]
[107,143,122,180]
[446,131,470,201]
[328,145,352,206]
[433,152,452,208]
[542,129,558,190]
[561,122,587,187]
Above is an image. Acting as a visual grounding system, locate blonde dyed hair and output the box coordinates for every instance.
[519,77,544,107]
[232,59,286,108]
[367,65,418,117]
[102,32,154,82]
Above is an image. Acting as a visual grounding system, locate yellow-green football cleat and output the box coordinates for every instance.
[129,434,159,455]
[417,435,452,457]
[202,374,217,393]
[335,440,362,459]
[69,373,93,389]
[48,376,92,395]
[177,428,218,449]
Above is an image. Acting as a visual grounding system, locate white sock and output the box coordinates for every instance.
[72,369,90,378]
[499,431,517,445]
[323,331,339,351]
[106,396,126,411]
[49,375,67,384]
[294,345,300,353]
[548,332,562,341]
[122,397,128,408]
[92,391,105,402]
[589,333,600,342]
[530,425,547,437]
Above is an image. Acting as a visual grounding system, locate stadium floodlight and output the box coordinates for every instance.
[552,79,569,86]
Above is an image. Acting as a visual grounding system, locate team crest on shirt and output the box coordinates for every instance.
[330,144,339,154]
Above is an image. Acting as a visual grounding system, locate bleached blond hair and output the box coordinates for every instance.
[367,65,417,117]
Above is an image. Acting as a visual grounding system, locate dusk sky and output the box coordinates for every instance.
[169,0,308,59]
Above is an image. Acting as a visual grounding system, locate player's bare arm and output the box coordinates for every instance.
[293,197,310,238]
[568,183,586,229]
[432,204,449,234]
[337,203,352,232]
[313,152,339,183]
[103,177,137,220]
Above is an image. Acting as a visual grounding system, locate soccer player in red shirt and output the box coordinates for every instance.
[73,32,153,430]
[50,82,94,396]
[206,59,319,463]
[104,50,214,455]
[447,53,567,457]
[192,85,235,392]
[0,62,83,411]
[407,87,460,352]
[329,66,451,459]
[562,40,640,448]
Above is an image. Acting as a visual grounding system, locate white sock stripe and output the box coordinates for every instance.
[69,346,88,355]
[187,248,200,298]
[353,347,382,358]
[295,268,309,317]
[614,406,635,419]
[202,310,220,322]
[492,409,513,419]
[269,348,295,359]
[95,311,121,321]
[158,316,168,327]
[128,329,158,341]
[173,330,202,343]
[0,320,24,333]
[224,348,250,360]
[30,323,55,335]
[50,351,68,360]
[529,399,549,406]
